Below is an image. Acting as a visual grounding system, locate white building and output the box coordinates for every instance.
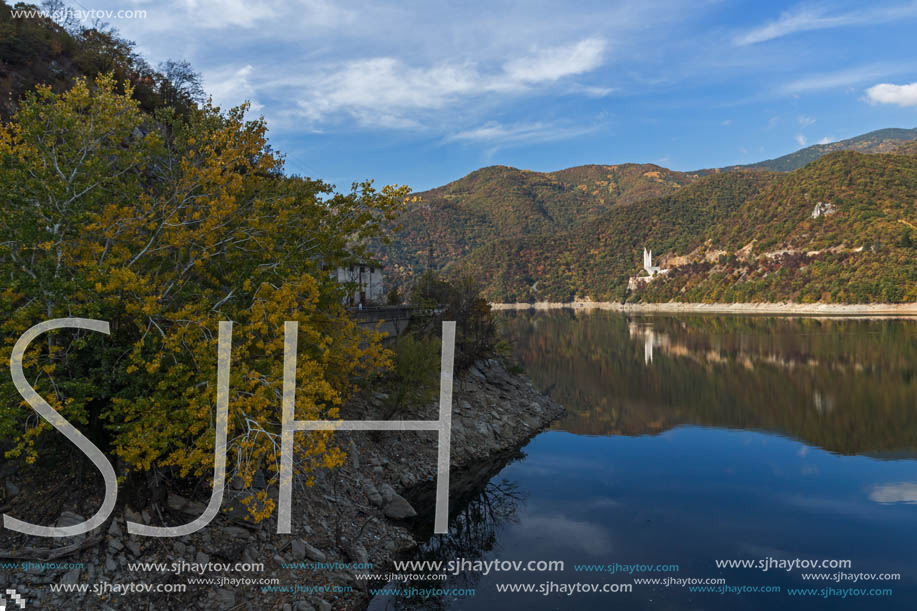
[643,248,662,276]
[336,264,384,306]
[628,247,669,291]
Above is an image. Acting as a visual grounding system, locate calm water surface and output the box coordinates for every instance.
[403,313,917,610]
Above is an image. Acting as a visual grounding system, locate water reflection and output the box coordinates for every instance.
[502,311,917,455]
[869,482,917,504]
[393,312,917,610]
[375,479,526,610]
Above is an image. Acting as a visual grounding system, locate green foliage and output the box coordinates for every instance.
[458,170,770,302]
[0,1,197,119]
[0,75,404,520]
[449,149,917,304]
[410,271,497,369]
[381,333,442,418]
[377,163,696,286]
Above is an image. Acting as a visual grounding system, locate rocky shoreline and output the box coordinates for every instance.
[491,301,917,316]
[0,358,563,611]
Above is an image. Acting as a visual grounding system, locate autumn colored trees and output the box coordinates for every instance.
[0,75,405,519]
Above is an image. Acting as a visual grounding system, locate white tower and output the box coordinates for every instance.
[643,248,653,275]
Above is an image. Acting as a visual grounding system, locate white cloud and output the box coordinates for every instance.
[447,121,597,146]
[735,2,917,46]
[289,37,609,127]
[519,514,613,555]
[176,0,278,29]
[204,64,262,111]
[780,64,907,94]
[503,38,607,84]
[567,84,617,97]
[865,82,917,107]
[798,115,815,127]
[817,136,834,144]
[870,482,917,504]
[721,119,733,126]
[298,57,481,125]
[86,0,727,142]
[795,134,808,146]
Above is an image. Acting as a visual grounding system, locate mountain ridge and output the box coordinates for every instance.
[711,127,917,173]
[456,149,917,304]
[380,126,917,304]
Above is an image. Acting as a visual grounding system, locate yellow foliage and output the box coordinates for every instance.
[0,75,404,521]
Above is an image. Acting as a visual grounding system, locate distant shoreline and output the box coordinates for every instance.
[490,301,917,317]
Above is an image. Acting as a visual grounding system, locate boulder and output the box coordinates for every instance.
[167,492,207,515]
[383,494,417,519]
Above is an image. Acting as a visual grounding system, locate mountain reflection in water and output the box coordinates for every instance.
[382,312,917,610]
[503,312,917,455]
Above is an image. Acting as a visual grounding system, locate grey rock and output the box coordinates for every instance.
[383,494,417,520]
[56,511,87,542]
[291,539,306,560]
[125,539,142,556]
[242,546,258,565]
[214,588,235,608]
[196,551,210,565]
[316,600,332,611]
[292,602,315,611]
[61,568,80,584]
[56,511,85,528]
[222,526,251,539]
[349,443,360,470]
[167,493,207,515]
[379,484,396,503]
[365,482,383,507]
[301,541,326,562]
[351,543,369,565]
[4,479,20,497]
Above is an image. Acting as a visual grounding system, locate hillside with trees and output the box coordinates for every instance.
[452,148,917,304]
[377,162,696,280]
[716,127,917,173]
[380,125,917,305]
[454,170,772,302]
[0,3,407,523]
[1,1,201,119]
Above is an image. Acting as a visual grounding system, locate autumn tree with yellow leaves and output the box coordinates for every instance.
[0,75,404,520]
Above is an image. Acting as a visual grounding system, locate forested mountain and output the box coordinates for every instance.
[456,149,917,303]
[1,1,199,119]
[456,170,772,302]
[635,150,917,304]
[377,163,695,278]
[381,127,917,304]
[716,127,917,173]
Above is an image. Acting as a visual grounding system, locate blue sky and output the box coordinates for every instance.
[89,0,917,191]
